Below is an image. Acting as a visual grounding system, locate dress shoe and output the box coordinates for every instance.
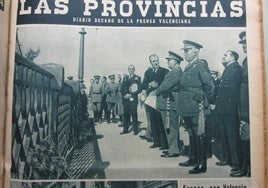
[230,170,247,177]
[161,153,180,158]
[162,150,168,154]
[215,161,229,166]
[139,135,148,140]
[159,146,168,150]
[178,158,197,167]
[150,144,160,148]
[133,132,138,135]
[188,166,207,174]
[231,167,241,173]
[120,131,128,134]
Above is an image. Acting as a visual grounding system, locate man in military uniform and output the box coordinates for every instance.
[100,76,108,123]
[140,54,169,149]
[121,65,142,135]
[115,73,124,126]
[230,31,250,177]
[178,40,215,174]
[214,51,242,175]
[154,51,183,158]
[89,75,103,123]
[106,74,119,123]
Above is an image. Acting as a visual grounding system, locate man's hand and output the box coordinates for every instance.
[150,90,156,96]
[210,104,216,110]
[149,81,158,88]
[166,128,170,135]
[124,94,132,99]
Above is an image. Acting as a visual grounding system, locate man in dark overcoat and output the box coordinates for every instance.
[230,31,250,177]
[120,65,142,135]
[214,50,242,175]
[178,40,215,174]
[140,54,169,149]
[154,51,183,158]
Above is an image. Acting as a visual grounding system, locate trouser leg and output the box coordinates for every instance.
[178,117,197,167]
[225,116,241,168]
[130,105,138,133]
[189,135,207,174]
[123,105,130,132]
[144,105,152,139]
[160,110,179,154]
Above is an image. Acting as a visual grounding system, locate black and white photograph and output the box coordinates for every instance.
[11,26,250,180]
[10,180,178,188]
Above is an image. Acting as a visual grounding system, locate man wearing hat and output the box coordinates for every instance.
[106,74,119,123]
[230,31,250,177]
[140,54,169,149]
[100,76,109,123]
[178,40,215,174]
[89,75,103,123]
[154,51,183,158]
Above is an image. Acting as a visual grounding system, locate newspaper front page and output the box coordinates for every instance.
[6,0,265,188]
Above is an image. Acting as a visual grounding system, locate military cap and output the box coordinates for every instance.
[181,40,203,49]
[94,75,100,79]
[238,31,246,44]
[166,51,183,63]
[108,74,115,79]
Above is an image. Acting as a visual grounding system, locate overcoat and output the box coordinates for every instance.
[156,66,183,112]
[239,58,249,123]
[179,59,215,117]
[215,62,242,115]
[142,67,169,94]
[90,82,102,103]
[121,74,142,105]
[106,82,119,103]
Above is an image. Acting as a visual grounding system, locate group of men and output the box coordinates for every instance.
[89,31,250,177]
[89,74,124,125]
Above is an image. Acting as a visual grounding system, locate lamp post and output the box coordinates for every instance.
[78,28,87,84]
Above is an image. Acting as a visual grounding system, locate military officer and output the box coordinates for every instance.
[230,31,250,177]
[106,74,119,123]
[214,51,242,175]
[154,51,183,158]
[178,40,215,174]
[115,73,124,126]
[140,54,169,149]
[89,75,103,123]
[121,65,142,135]
[100,76,108,123]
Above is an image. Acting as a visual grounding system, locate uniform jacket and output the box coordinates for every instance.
[90,82,102,103]
[121,74,142,105]
[106,82,119,103]
[215,62,242,115]
[142,67,169,94]
[239,58,249,122]
[155,66,183,112]
[179,58,215,116]
[101,82,108,101]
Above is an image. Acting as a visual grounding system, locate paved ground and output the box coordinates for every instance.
[94,106,233,180]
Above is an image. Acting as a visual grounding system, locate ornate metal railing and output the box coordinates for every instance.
[11,53,80,179]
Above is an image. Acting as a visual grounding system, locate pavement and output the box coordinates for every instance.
[93,106,234,180]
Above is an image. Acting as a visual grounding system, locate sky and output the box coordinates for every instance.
[17,25,246,90]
